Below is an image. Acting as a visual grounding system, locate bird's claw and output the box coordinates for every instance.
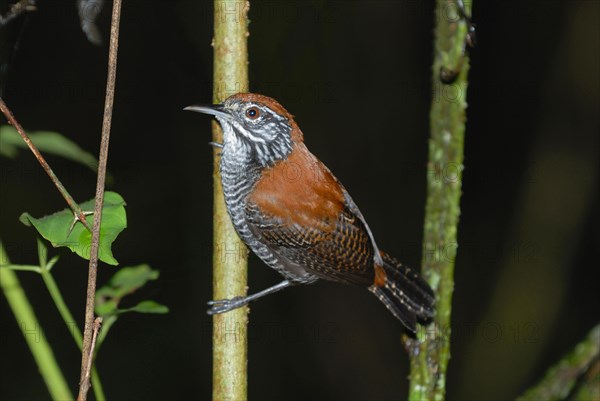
[207,296,245,315]
[209,142,224,156]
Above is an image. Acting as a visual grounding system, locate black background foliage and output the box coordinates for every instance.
[1,1,598,400]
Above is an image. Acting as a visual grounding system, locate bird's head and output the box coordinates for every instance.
[186,93,303,166]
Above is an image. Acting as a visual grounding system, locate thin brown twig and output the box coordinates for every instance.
[0,98,92,232]
[77,0,122,400]
[81,317,103,388]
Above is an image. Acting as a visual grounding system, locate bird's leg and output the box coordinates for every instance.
[209,141,224,156]
[207,280,293,315]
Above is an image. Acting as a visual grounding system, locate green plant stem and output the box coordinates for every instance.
[0,241,73,401]
[211,1,250,400]
[405,1,472,400]
[40,267,106,401]
[516,324,600,401]
[572,359,600,401]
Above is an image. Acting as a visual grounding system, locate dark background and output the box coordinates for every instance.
[1,1,598,400]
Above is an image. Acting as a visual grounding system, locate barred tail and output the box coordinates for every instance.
[369,252,435,333]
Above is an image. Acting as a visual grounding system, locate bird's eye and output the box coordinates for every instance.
[245,107,260,120]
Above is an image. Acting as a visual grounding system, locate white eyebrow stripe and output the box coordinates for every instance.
[232,120,266,144]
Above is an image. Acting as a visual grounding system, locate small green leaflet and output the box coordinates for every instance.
[0,125,98,171]
[19,191,127,265]
[95,265,169,316]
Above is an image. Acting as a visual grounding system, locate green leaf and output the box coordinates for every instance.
[95,299,119,317]
[0,126,99,173]
[96,264,159,300]
[0,126,19,158]
[96,264,169,317]
[120,300,169,314]
[95,265,166,317]
[20,191,127,265]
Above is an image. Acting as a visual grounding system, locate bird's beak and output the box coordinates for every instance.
[184,104,232,120]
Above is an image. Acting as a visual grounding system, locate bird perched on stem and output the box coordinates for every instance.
[186,93,435,334]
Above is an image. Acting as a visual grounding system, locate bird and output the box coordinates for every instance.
[185,93,435,333]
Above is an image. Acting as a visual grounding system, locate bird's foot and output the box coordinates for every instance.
[209,141,223,156]
[207,296,248,315]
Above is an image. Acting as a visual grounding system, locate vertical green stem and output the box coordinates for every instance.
[40,268,105,401]
[211,1,250,400]
[406,1,472,400]
[0,241,73,401]
[41,269,83,345]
